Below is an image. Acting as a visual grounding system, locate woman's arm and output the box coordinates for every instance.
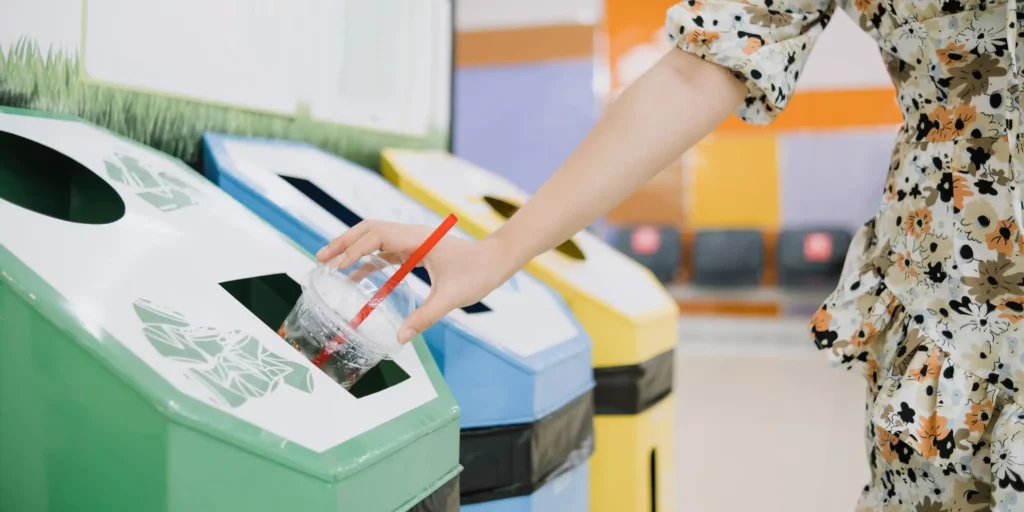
[317,49,746,342]
[486,49,747,280]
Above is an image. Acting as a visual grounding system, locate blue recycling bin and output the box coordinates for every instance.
[203,133,594,510]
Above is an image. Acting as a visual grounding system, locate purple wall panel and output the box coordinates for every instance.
[778,130,897,233]
[453,59,597,194]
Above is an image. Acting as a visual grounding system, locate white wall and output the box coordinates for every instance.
[799,10,891,91]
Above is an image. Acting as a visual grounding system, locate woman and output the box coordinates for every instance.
[318,0,1024,509]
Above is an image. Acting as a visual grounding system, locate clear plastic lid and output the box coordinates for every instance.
[301,254,415,358]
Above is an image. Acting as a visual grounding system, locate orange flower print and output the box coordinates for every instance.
[987,219,1018,256]
[917,412,951,459]
[926,106,954,142]
[685,29,720,47]
[876,426,900,464]
[907,208,933,238]
[810,307,832,332]
[998,297,1024,323]
[953,173,974,210]
[965,401,993,433]
[936,43,969,67]
[851,322,879,347]
[742,37,762,55]
[854,0,872,11]
[896,251,917,278]
[910,351,942,382]
[951,104,977,138]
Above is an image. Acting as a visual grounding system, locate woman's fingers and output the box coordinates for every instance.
[317,221,436,266]
[316,221,373,262]
[335,231,383,269]
[398,289,452,343]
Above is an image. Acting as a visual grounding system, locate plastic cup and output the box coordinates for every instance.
[279,255,414,389]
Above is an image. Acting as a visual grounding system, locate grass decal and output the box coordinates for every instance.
[0,38,447,169]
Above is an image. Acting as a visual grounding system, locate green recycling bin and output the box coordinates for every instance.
[0,108,461,512]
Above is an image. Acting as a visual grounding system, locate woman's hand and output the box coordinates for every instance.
[316,220,513,343]
[314,50,743,344]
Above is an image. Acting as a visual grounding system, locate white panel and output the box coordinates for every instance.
[305,0,435,135]
[80,0,446,135]
[432,1,454,130]
[83,0,304,114]
[0,0,81,52]
[795,11,891,92]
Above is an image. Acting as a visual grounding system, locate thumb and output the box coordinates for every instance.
[398,292,452,343]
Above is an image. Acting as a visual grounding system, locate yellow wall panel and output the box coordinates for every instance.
[686,134,780,230]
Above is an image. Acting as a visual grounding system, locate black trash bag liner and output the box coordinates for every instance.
[594,349,674,415]
[409,473,461,512]
[459,389,595,505]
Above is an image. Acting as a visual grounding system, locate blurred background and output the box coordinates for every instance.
[1,0,901,509]
[453,1,895,509]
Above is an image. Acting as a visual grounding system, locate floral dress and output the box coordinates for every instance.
[668,0,1024,509]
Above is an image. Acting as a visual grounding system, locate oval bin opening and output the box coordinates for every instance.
[482,196,585,260]
[219,273,409,398]
[0,130,125,224]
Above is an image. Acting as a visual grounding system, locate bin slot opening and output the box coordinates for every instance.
[482,196,584,261]
[219,273,409,398]
[348,358,409,399]
[410,267,490,313]
[0,130,125,225]
[650,448,658,512]
[219,273,302,331]
[279,175,491,314]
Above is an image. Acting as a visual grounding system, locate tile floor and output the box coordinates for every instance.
[673,316,870,511]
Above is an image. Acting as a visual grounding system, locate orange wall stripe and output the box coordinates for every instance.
[717,88,903,133]
[456,25,595,67]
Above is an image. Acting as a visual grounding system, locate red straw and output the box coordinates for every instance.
[311,214,459,366]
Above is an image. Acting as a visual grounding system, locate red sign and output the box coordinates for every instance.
[631,226,661,255]
[804,232,833,262]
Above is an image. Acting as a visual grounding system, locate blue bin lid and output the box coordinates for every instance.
[203,133,594,427]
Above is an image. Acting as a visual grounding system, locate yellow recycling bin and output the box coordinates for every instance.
[382,149,677,512]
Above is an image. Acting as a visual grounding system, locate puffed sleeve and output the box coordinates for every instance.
[666,0,835,124]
